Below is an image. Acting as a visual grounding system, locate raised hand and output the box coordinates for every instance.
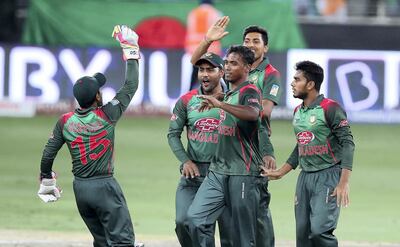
[112,25,140,60]
[205,16,230,43]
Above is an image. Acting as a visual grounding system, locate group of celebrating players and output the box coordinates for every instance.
[38,16,354,247]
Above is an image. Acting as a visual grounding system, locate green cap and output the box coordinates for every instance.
[73,73,106,108]
[195,52,224,69]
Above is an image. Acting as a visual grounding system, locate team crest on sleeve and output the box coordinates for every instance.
[269,84,279,96]
[170,114,178,121]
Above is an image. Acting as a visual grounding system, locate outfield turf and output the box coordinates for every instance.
[0,116,399,243]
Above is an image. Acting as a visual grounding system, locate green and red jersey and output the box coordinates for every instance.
[209,82,264,176]
[287,95,355,172]
[248,57,281,106]
[40,60,139,178]
[248,57,281,157]
[168,86,224,164]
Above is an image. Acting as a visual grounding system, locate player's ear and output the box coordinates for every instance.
[306,80,315,90]
[219,67,224,77]
[264,44,268,54]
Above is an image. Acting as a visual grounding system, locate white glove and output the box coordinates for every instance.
[37,178,62,203]
[112,24,140,60]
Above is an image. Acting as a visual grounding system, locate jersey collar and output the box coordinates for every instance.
[226,81,251,96]
[302,94,325,109]
[251,57,270,73]
[75,106,96,115]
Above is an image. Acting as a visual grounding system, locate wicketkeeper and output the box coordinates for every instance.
[38,24,144,247]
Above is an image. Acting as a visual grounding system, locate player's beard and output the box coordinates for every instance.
[294,91,308,100]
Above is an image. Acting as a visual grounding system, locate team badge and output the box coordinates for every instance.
[269,84,279,96]
[249,75,258,84]
[309,114,317,125]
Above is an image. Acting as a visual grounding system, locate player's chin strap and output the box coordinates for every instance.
[37,171,62,203]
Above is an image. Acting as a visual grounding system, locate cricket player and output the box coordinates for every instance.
[38,25,144,247]
[187,45,263,247]
[262,61,355,247]
[168,53,232,247]
[190,16,281,247]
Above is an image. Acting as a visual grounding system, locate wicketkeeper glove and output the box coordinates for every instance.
[112,24,140,60]
[37,172,62,203]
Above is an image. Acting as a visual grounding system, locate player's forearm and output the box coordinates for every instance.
[190,39,212,65]
[259,126,274,157]
[286,144,299,169]
[277,163,293,178]
[262,99,274,120]
[40,122,64,178]
[167,133,190,163]
[115,59,139,106]
[219,102,259,121]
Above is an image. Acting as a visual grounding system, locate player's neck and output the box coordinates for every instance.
[303,91,319,107]
[206,84,223,95]
[251,57,263,70]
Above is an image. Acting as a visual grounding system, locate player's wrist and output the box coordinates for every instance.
[204,36,212,45]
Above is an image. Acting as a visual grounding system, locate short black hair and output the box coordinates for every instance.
[243,25,269,45]
[226,45,255,66]
[295,61,324,91]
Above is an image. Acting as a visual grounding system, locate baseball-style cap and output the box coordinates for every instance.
[195,52,224,69]
[73,73,106,108]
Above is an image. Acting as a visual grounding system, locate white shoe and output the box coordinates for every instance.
[135,242,144,247]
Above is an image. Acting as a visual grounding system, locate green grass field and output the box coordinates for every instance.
[0,116,399,243]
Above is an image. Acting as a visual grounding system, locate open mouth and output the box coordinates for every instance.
[202,81,210,87]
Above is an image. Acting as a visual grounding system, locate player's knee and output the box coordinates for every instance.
[309,228,337,245]
[186,209,203,229]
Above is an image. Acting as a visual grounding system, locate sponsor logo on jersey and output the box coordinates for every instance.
[309,114,317,125]
[194,118,220,132]
[170,114,177,121]
[296,131,315,145]
[269,84,279,97]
